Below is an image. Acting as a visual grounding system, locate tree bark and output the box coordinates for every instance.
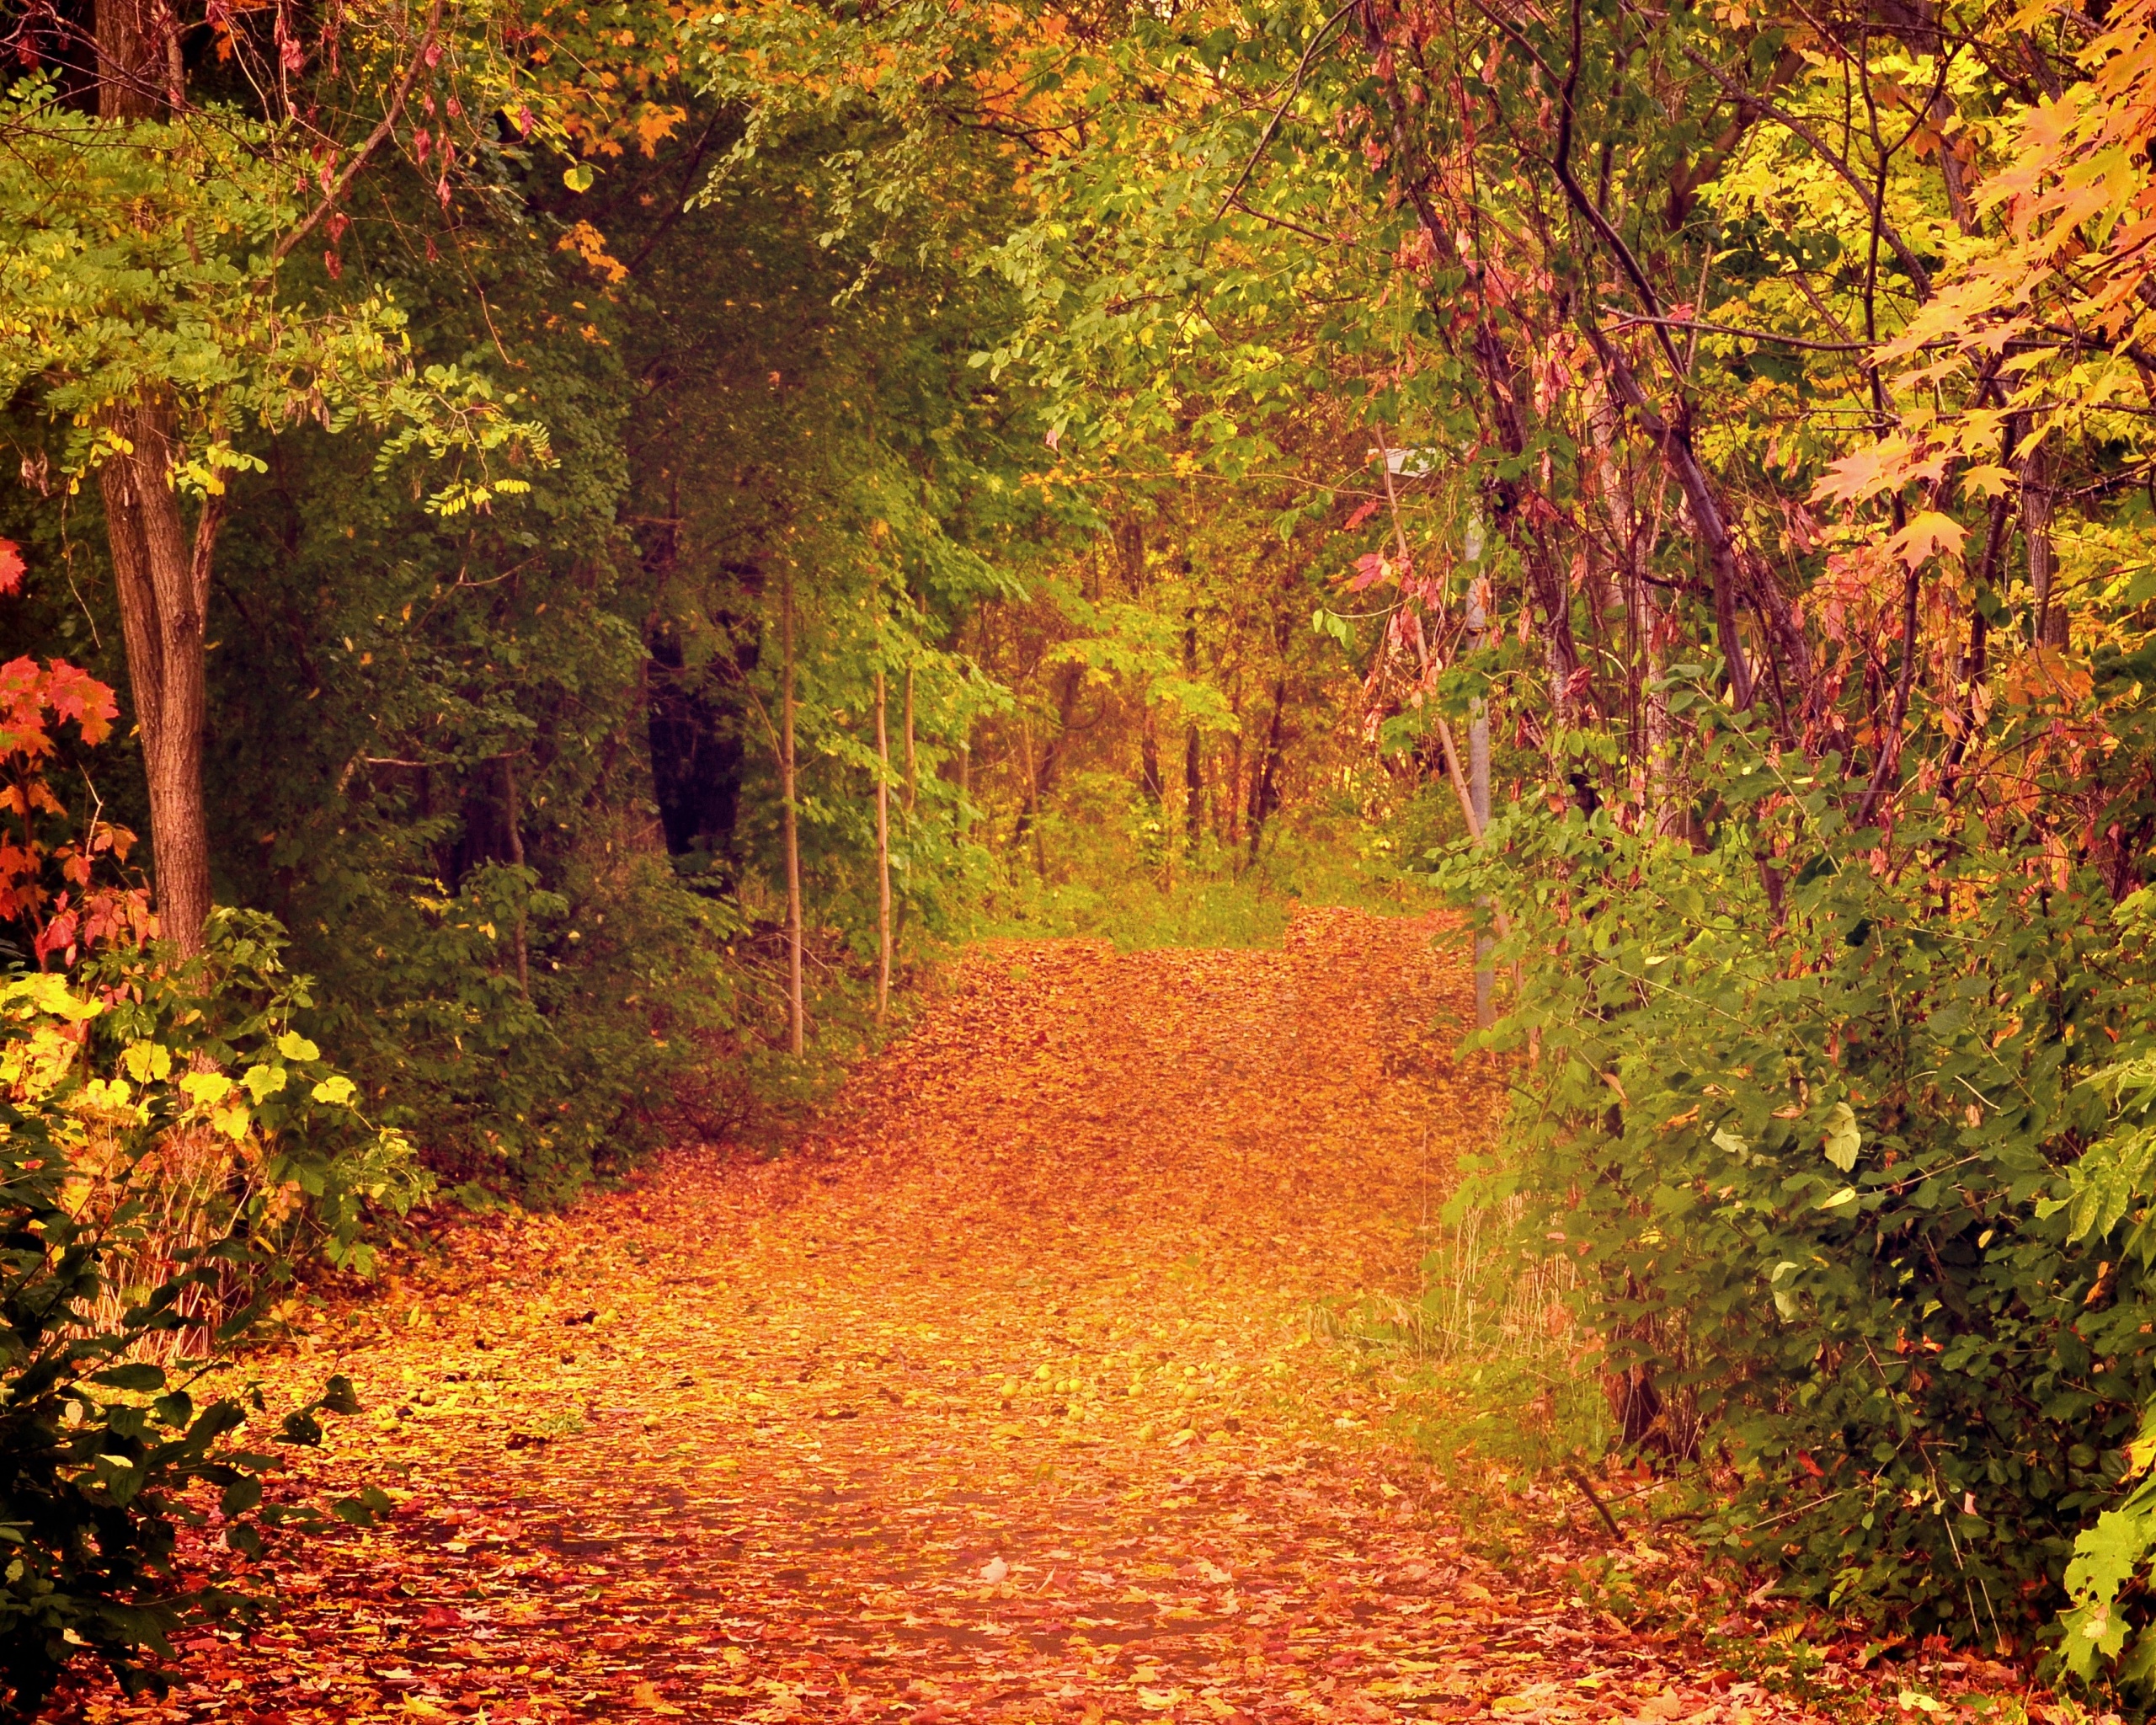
[1246,676,1287,864]
[2025,437,2066,649]
[93,0,219,955]
[502,755,530,996]
[873,668,891,1023]
[780,566,804,1056]
[901,664,916,814]
[1182,607,1203,848]
[96,0,173,120]
[99,398,217,956]
[1016,660,1082,873]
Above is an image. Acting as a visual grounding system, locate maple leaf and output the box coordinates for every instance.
[1886,510,1968,569]
[0,538,23,595]
[41,661,120,744]
[1811,437,1947,507]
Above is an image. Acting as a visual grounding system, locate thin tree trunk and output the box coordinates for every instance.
[1139,724,1163,808]
[1246,677,1287,864]
[1015,700,1042,873]
[901,664,916,813]
[2025,437,2066,649]
[874,668,892,1023]
[1225,697,1243,849]
[780,566,804,1057]
[502,756,530,997]
[1468,572,1496,1031]
[1016,660,1082,873]
[1183,727,1203,849]
[1182,607,1203,849]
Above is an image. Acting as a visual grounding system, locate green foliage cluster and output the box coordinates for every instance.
[1445,699,2156,1663]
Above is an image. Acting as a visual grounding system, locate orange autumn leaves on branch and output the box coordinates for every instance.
[1906,0,2156,363]
[1868,0,2156,498]
[0,542,154,970]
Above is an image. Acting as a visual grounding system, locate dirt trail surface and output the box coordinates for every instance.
[60,910,1982,1723]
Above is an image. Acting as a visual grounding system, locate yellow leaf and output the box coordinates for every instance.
[179,1071,233,1108]
[1886,510,1967,569]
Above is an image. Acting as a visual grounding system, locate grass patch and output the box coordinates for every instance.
[1315,1194,1611,1478]
[977,772,1436,950]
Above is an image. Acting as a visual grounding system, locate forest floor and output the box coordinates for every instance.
[58,908,2056,1724]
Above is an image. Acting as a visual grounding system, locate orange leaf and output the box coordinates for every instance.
[1886,510,1967,569]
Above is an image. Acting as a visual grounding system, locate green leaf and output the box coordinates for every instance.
[1823,1102,1861,1172]
[278,1410,324,1447]
[90,1364,165,1392]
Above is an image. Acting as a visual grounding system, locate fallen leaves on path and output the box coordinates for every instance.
[52,911,2053,1723]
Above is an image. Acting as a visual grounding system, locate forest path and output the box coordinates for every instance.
[78,909,1846,1724]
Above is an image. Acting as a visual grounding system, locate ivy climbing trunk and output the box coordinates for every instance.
[93,0,216,957]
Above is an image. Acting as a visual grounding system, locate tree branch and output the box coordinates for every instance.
[1679,45,1933,301]
[272,0,445,265]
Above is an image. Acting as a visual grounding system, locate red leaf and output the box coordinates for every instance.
[0,539,23,596]
[41,661,120,745]
[1348,550,1401,592]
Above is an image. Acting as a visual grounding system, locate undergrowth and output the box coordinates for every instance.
[1314,1194,1611,1481]
[977,771,1444,948]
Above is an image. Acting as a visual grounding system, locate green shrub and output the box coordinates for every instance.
[302,856,745,1205]
[1446,715,2156,1657]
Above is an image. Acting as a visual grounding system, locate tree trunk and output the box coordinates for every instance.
[1183,726,1203,848]
[1182,608,1203,849]
[1246,676,1287,864]
[502,756,529,996]
[1015,660,1082,873]
[99,398,217,956]
[1139,724,1163,807]
[93,0,218,956]
[96,0,176,121]
[901,664,916,814]
[873,668,891,1023]
[780,566,804,1057]
[1468,572,1496,1031]
[2025,437,2066,649]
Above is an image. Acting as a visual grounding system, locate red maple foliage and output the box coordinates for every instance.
[0,645,155,968]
